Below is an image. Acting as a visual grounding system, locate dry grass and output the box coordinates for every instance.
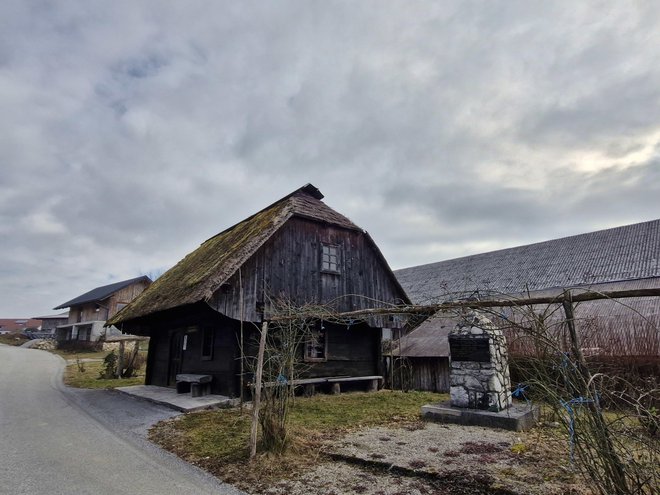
[51,349,109,360]
[149,390,445,491]
[148,392,610,494]
[63,360,145,389]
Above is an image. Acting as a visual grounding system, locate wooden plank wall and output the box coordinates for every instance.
[67,303,100,324]
[180,320,242,396]
[390,357,450,393]
[210,217,406,328]
[108,280,151,318]
[303,322,381,378]
[141,304,244,396]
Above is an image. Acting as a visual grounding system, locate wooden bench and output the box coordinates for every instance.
[176,373,212,397]
[263,375,382,395]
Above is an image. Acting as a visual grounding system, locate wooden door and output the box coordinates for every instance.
[168,330,184,386]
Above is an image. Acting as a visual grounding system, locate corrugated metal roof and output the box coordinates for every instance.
[54,276,151,310]
[395,218,660,359]
[395,219,660,304]
[397,278,660,358]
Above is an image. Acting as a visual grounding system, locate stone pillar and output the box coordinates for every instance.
[448,311,512,412]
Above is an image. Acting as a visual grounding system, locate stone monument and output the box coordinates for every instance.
[421,310,538,431]
[448,311,512,412]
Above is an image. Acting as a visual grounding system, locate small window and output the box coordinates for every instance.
[305,326,327,361]
[116,303,128,312]
[201,327,214,360]
[321,244,341,274]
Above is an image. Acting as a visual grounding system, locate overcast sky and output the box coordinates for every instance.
[2,1,660,317]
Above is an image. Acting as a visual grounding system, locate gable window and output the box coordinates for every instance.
[201,327,214,360]
[305,325,327,361]
[321,244,341,274]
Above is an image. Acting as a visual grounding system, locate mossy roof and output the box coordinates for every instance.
[108,184,362,325]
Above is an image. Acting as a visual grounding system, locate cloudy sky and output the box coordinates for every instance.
[2,1,660,317]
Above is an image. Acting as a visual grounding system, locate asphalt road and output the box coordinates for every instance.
[0,344,245,495]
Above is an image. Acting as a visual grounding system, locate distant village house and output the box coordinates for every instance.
[53,276,151,343]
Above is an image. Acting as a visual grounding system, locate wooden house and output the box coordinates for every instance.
[107,184,409,397]
[394,219,660,392]
[53,276,151,342]
[27,312,69,339]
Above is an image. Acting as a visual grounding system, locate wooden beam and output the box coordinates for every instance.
[269,287,660,322]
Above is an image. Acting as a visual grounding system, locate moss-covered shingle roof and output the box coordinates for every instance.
[108,184,361,325]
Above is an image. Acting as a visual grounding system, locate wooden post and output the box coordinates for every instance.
[117,341,125,378]
[389,331,394,391]
[562,291,629,494]
[562,293,588,380]
[249,320,268,460]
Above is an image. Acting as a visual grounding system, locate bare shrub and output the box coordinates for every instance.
[246,298,314,454]
[500,295,659,495]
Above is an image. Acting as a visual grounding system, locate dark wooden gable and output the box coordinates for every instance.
[209,216,407,327]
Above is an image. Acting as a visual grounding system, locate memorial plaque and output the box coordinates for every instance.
[449,335,490,362]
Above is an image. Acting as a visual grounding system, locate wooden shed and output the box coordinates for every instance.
[390,312,453,392]
[108,184,410,397]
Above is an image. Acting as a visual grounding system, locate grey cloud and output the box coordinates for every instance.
[2,1,660,315]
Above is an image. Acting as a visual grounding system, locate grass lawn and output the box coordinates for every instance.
[51,349,109,360]
[51,341,149,361]
[64,359,145,389]
[150,390,447,487]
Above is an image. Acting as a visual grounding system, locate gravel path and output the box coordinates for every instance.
[260,422,588,495]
